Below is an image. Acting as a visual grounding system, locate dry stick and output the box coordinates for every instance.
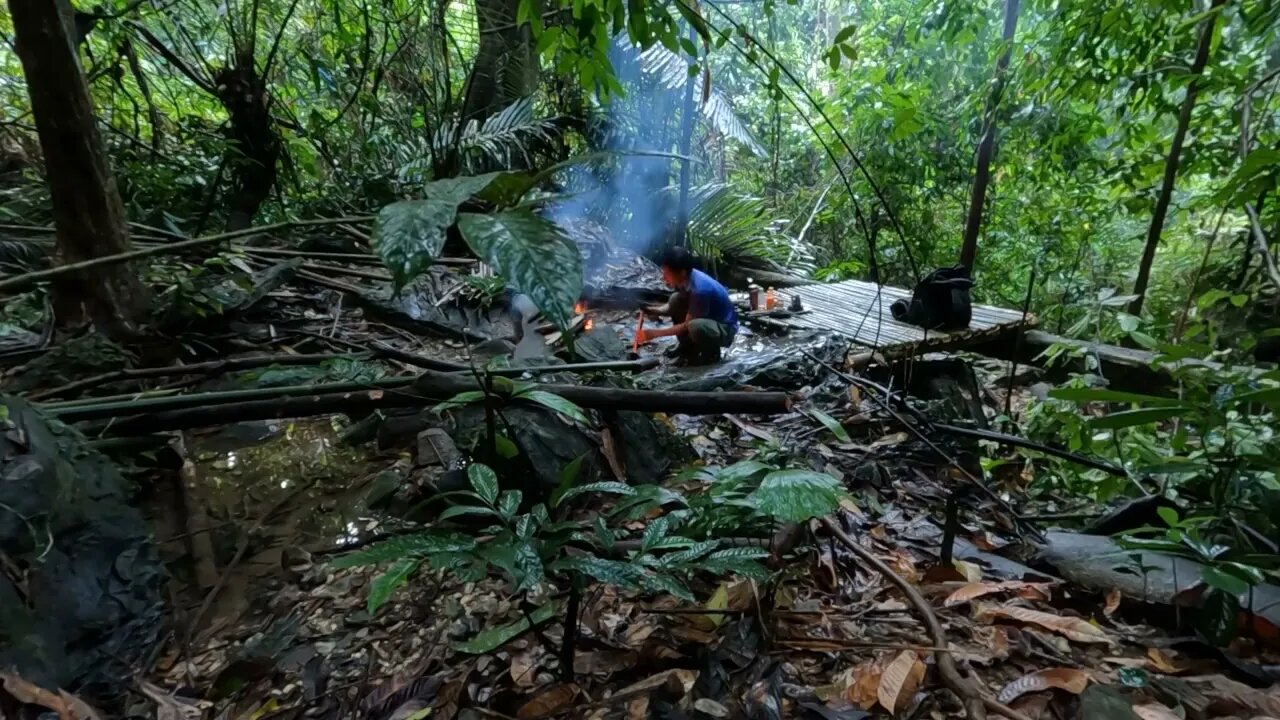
[801,349,1041,540]
[0,216,372,294]
[819,518,1032,720]
[27,352,367,401]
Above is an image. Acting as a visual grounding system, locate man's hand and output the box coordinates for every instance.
[633,327,655,346]
[642,305,664,320]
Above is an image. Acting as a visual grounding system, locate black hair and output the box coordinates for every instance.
[656,246,697,272]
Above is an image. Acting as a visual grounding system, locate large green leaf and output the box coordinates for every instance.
[331,532,477,568]
[1048,387,1184,407]
[554,555,646,588]
[367,558,418,614]
[556,481,637,506]
[455,603,557,654]
[469,463,500,505]
[372,173,502,286]
[748,470,847,522]
[1087,407,1190,429]
[517,388,593,426]
[807,408,852,443]
[456,210,583,330]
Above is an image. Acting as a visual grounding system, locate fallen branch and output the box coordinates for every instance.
[238,246,475,266]
[932,423,1127,477]
[27,352,368,401]
[0,216,371,295]
[820,518,1032,720]
[52,370,793,434]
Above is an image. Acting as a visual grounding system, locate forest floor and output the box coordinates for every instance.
[1,222,1279,720]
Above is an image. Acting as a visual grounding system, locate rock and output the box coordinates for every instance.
[0,397,166,701]
[449,404,602,489]
[574,327,628,362]
[1035,530,1280,625]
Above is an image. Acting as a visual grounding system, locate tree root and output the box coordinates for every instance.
[819,517,1033,720]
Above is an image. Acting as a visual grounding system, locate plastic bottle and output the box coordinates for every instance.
[747,278,761,310]
[766,287,777,310]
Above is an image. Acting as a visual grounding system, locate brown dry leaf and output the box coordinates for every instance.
[1011,691,1054,720]
[886,549,920,583]
[1145,648,1190,675]
[516,684,581,719]
[600,427,626,480]
[944,581,1048,607]
[1104,589,1122,616]
[996,667,1090,704]
[953,559,984,582]
[976,604,1113,645]
[1184,674,1280,716]
[573,650,638,677]
[0,672,100,720]
[1132,703,1183,720]
[137,682,201,720]
[922,565,968,583]
[877,651,925,714]
[842,655,892,709]
[510,649,541,688]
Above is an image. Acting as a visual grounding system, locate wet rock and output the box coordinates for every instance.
[1035,530,1280,625]
[574,327,628,362]
[654,333,845,392]
[0,396,166,701]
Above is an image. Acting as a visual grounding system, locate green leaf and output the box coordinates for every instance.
[833,24,856,44]
[1048,387,1183,407]
[498,490,522,519]
[551,453,589,508]
[439,504,501,521]
[1195,588,1239,645]
[469,463,500,505]
[455,603,557,653]
[642,517,670,552]
[642,571,694,601]
[1201,566,1250,595]
[1087,407,1190,429]
[372,174,502,287]
[555,555,645,588]
[367,558,418,614]
[656,540,721,566]
[672,0,710,42]
[1156,507,1179,527]
[711,460,772,485]
[434,390,486,413]
[518,389,593,426]
[807,408,851,443]
[331,532,476,568]
[1228,386,1280,407]
[557,481,637,506]
[457,210,583,330]
[495,434,520,459]
[748,470,846,522]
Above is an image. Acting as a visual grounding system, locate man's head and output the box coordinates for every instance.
[657,247,696,290]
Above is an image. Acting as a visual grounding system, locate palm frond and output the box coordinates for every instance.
[434,97,561,171]
[672,183,813,271]
[636,45,765,157]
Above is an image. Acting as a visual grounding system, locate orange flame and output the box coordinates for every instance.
[584,317,595,331]
[574,300,587,315]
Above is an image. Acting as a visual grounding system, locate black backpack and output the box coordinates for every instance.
[890,265,973,331]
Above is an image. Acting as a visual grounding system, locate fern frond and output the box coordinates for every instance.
[432,97,561,171]
[670,183,813,271]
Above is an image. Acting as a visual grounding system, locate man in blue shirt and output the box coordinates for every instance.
[633,247,738,365]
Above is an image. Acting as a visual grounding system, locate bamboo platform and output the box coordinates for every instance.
[760,279,1035,355]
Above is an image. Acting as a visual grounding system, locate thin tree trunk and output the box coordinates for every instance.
[958,0,1021,271]
[8,0,148,335]
[1128,0,1228,316]
[675,27,699,249]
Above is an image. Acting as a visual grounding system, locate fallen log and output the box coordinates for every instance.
[49,370,792,434]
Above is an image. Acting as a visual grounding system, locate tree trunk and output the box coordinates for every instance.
[674,28,699,249]
[1128,0,1228,316]
[217,61,280,231]
[958,0,1021,271]
[8,0,147,334]
[461,0,539,124]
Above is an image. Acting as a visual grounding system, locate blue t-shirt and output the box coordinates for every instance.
[687,269,738,335]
